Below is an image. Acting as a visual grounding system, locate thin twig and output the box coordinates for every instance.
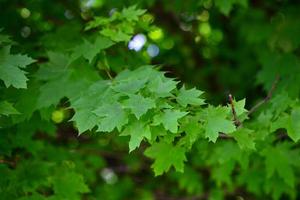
[248,76,280,116]
[219,132,233,139]
[228,94,241,127]
[0,159,16,167]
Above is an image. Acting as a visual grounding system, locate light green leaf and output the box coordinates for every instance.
[70,36,114,63]
[148,76,178,97]
[123,94,155,119]
[153,109,188,133]
[112,79,147,94]
[121,5,146,21]
[71,111,100,134]
[100,29,131,42]
[144,142,186,176]
[93,102,128,132]
[0,46,35,88]
[271,107,300,142]
[203,106,236,142]
[120,120,151,152]
[231,128,256,150]
[262,144,295,188]
[214,0,248,16]
[0,101,20,116]
[232,98,248,116]
[176,86,205,107]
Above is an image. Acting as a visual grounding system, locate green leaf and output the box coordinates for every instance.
[93,102,128,132]
[123,94,155,119]
[120,120,151,152]
[174,167,203,195]
[0,33,11,45]
[203,106,236,142]
[36,53,98,108]
[72,111,100,134]
[214,0,248,16]
[176,86,205,107]
[271,107,300,142]
[121,5,146,21]
[232,98,248,116]
[0,101,19,116]
[0,46,35,88]
[100,29,131,42]
[52,166,90,199]
[212,161,235,187]
[153,109,188,133]
[231,128,256,150]
[179,117,203,149]
[112,79,147,95]
[70,36,114,63]
[261,144,295,187]
[148,76,178,97]
[144,142,186,176]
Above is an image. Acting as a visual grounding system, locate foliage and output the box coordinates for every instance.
[1,0,300,199]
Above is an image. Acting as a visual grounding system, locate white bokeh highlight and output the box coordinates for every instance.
[128,34,147,52]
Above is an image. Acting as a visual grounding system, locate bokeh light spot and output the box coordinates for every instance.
[20,8,31,19]
[199,23,211,36]
[100,168,118,184]
[197,10,209,22]
[142,13,154,23]
[64,10,74,19]
[147,44,159,57]
[148,28,164,41]
[21,26,31,38]
[128,34,147,51]
[162,39,174,49]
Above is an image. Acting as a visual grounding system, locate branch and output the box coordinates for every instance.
[248,76,280,116]
[228,94,241,127]
[219,132,233,139]
[0,159,16,167]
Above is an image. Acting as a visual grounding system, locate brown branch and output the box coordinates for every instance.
[219,132,233,139]
[248,76,280,116]
[228,94,241,127]
[0,159,16,167]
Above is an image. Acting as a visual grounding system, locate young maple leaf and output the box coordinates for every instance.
[0,46,35,88]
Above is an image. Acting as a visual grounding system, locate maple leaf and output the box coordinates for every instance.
[261,144,295,188]
[179,117,204,149]
[203,106,236,142]
[71,110,100,134]
[123,94,155,119]
[231,128,256,150]
[70,36,114,64]
[121,5,146,21]
[174,167,203,195]
[232,98,248,116]
[93,102,128,132]
[52,164,90,199]
[0,101,20,116]
[0,46,35,88]
[36,52,98,108]
[214,0,248,16]
[271,107,300,142]
[120,120,151,152]
[176,86,205,107]
[112,78,147,95]
[148,76,178,97]
[153,109,188,133]
[144,142,187,176]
